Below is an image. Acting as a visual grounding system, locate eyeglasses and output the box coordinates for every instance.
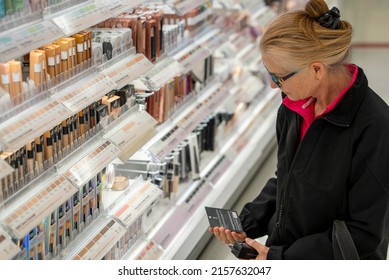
[264,65,301,88]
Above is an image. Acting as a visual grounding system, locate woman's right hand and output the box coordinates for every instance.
[208,226,247,244]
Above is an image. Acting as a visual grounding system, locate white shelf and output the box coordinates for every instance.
[143,80,227,161]
[0,0,145,62]
[133,88,280,260]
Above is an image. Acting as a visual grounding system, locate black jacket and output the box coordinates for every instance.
[239,66,389,259]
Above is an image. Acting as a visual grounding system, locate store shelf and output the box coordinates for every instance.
[0,99,71,151]
[167,0,210,16]
[162,91,279,260]
[143,80,227,161]
[0,0,145,62]
[0,0,279,260]
[131,88,280,260]
[0,175,78,240]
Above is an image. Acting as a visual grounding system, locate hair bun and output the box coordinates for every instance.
[316,7,341,29]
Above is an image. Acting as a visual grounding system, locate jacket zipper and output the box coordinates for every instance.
[275,116,349,242]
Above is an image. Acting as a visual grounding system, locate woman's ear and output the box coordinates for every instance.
[310,62,325,81]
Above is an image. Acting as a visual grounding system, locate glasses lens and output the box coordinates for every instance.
[271,74,281,87]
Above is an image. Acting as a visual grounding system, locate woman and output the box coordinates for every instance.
[209,0,389,259]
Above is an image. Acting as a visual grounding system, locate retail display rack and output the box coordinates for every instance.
[0,0,280,260]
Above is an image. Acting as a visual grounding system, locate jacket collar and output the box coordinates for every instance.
[319,66,368,127]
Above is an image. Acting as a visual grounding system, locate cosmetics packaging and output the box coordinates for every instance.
[57,204,65,250]
[52,44,61,77]
[72,191,81,236]
[61,120,69,150]
[78,109,85,137]
[35,135,44,173]
[72,113,79,144]
[43,130,53,167]
[136,17,146,55]
[96,171,103,212]
[73,33,85,65]
[58,40,69,73]
[0,62,11,94]
[152,11,164,58]
[112,176,129,191]
[188,134,200,180]
[9,60,23,97]
[145,18,156,62]
[55,123,63,160]
[42,46,56,79]
[88,178,97,218]
[164,79,175,120]
[79,31,92,60]
[91,42,103,66]
[35,49,48,84]
[0,153,10,199]
[121,84,136,106]
[47,210,57,257]
[81,184,90,227]
[17,147,25,188]
[65,198,73,243]
[102,92,121,119]
[63,37,77,69]
[96,103,109,127]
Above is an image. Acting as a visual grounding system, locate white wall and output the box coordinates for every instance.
[339,0,389,44]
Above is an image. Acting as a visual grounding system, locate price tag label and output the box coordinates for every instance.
[102,54,153,89]
[143,57,183,90]
[204,155,232,186]
[0,100,71,150]
[51,1,112,35]
[114,181,162,227]
[175,45,210,74]
[102,0,144,15]
[201,84,225,114]
[0,158,14,180]
[181,179,212,214]
[0,176,78,239]
[176,103,205,133]
[0,231,20,260]
[64,140,121,187]
[105,111,157,162]
[0,20,63,63]
[54,73,115,113]
[71,219,126,260]
[148,125,185,160]
[168,0,208,16]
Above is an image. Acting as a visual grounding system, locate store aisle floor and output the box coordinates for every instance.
[197,47,389,260]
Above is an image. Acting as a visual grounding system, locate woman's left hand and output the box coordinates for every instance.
[245,238,269,260]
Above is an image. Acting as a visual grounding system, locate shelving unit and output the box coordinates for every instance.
[0,0,281,260]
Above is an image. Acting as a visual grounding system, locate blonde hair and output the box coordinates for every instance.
[260,0,352,71]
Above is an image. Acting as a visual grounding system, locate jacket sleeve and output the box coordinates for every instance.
[239,177,277,238]
[238,107,284,239]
